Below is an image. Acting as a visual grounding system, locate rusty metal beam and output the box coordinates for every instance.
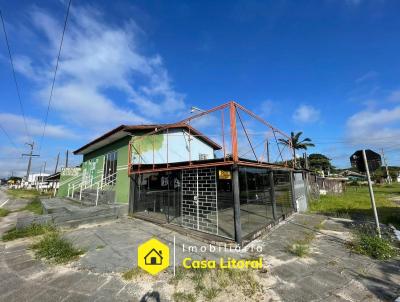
[129,158,293,175]
[130,161,235,174]
[234,102,290,139]
[221,108,226,161]
[230,101,238,162]
[236,107,258,161]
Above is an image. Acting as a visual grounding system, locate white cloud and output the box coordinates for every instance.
[293,105,320,123]
[387,90,400,103]
[14,4,186,131]
[260,100,274,117]
[346,106,400,146]
[355,71,378,84]
[0,113,76,141]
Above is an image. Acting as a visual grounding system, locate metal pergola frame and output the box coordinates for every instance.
[127,101,296,245]
[127,101,295,176]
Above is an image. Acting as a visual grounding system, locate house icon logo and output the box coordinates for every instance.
[144,248,163,265]
[138,238,169,275]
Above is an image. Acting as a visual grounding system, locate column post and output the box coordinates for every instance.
[269,170,277,220]
[232,164,242,244]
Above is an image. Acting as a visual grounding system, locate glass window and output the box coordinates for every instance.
[273,170,293,216]
[216,167,235,239]
[103,151,118,185]
[239,167,274,238]
[135,171,182,224]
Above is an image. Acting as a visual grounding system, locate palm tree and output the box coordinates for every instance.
[278,131,315,167]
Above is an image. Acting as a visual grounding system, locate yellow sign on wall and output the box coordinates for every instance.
[138,238,170,275]
[218,170,231,180]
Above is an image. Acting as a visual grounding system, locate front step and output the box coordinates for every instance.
[71,188,116,205]
[17,198,128,230]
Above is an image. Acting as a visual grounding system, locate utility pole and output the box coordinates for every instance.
[54,152,60,174]
[381,149,391,184]
[43,161,47,174]
[266,140,270,163]
[22,142,39,185]
[65,150,69,168]
[362,149,381,238]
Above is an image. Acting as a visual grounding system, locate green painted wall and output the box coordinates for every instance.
[83,136,131,204]
[57,167,82,197]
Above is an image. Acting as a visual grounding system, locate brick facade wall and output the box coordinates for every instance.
[181,167,218,234]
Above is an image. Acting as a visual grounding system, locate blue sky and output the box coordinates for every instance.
[1,0,400,177]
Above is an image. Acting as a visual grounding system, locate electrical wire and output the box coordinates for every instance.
[0,123,17,148]
[38,0,72,154]
[0,9,30,140]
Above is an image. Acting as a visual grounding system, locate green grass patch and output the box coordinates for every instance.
[0,208,10,217]
[288,243,310,257]
[32,231,83,264]
[309,184,400,228]
[2,223,56,241]
[19,197,43,215]
[287,232,315,257]
[122,267,146,280]
[7,189,43,199]
[169,267,263,301]
[168,266,187,285]
[172,292,196,302]
[348,233,398,260]
[203,287,221,301]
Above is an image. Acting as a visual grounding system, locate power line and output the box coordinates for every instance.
[38,0,72,154]
[0,123,17,148]
[0,9,30,140]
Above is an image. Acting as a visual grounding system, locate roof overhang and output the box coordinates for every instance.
[73,124,222,156]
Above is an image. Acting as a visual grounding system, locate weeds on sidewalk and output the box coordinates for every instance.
[168,267,263,301]
[20,197,43,215]
[122,267,146,280]
[172,292,196,302]
[32,231,83,264]
[2,223,56,241]
[287,232,315,257]
[7,189,51,200]
[348,224,398,260]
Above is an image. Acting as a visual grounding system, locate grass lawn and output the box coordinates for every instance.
[309,183,400,228]
[2,224,56,241]
[6,189,52,199]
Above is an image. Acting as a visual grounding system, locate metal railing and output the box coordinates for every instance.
[68,171,118,206]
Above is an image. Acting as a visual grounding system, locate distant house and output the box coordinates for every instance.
[339,170,366,181]
[144,248,163,265]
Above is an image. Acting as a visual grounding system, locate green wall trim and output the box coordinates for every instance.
[82,136,131,204]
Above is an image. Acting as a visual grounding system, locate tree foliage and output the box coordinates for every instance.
[308,153,333,172]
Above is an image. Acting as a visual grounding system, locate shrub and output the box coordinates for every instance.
[348,233,398,260]
[32,232,83,263]
[2,224,56,241]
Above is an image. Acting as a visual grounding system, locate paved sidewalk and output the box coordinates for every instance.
[0,194,399,302]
